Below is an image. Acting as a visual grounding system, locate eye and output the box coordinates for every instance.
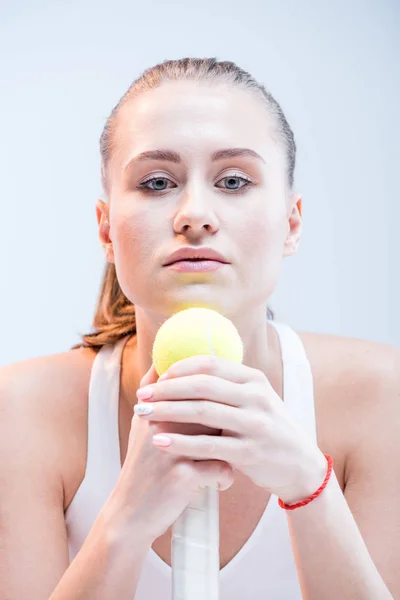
[215,174,253,192]
[138,176,175,193]
[137,174,254,195]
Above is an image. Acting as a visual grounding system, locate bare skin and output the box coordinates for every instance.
[0,318,398,599]
[59,322,348,571]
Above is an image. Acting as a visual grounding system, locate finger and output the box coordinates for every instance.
[152,432,247,465]
[139,374,244,408]
[160,354,263,386]
[134,399,256,436]
[139,363,161,388]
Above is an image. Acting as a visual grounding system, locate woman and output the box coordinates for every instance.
[0,57,398,599]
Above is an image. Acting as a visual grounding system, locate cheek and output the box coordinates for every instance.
[113,211,158,263]
[239,211,285,258]
[111,211,162,302]
[236,211,286,294]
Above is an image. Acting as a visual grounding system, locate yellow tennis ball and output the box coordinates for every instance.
[152,307,244,376]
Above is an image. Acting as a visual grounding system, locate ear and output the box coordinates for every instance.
[283,192,303,258]
[96,199,115,264]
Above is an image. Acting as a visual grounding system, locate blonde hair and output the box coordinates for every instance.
[71,57,296,351]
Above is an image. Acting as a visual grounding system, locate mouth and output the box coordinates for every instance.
[163,247,229,266]
[165,259,226,272]
[172,258,216,263]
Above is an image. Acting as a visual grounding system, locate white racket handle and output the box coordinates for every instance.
[171,484,219,600]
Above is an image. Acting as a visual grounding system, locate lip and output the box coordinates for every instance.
[163,246,230,266]
[166,259,226,272]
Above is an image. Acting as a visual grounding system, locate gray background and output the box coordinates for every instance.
[1,0,398,366]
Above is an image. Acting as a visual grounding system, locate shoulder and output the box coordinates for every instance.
[296,328,400,481]
[0,346,96,419]
[0,347,98,508]
[296,328,399,400]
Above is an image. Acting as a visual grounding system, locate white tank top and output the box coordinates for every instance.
[65,320,316,599]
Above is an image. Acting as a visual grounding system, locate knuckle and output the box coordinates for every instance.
[202,355,218,374]
[192,374,211,395]
[250,384,268,408]
[240,440,255,464]
[256,369,268,383]
[252,416,269,438]
[202,436,217,455]
[219,464,234,488]
[221,462,232,477]
[149,422,163,436]
[193,400,207,418]
[171,460,194,484]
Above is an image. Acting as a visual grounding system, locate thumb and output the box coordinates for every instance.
[139,363,160,388]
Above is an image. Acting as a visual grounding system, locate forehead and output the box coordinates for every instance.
[112,81,282,168]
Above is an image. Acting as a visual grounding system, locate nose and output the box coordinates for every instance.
[173,184,219,236]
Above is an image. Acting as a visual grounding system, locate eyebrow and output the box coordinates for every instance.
[123,147,266,172]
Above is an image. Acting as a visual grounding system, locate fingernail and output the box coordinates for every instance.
[136,386,154,400]
[158,372,169,382]
[153,434,172,447]
[134,404,153,415]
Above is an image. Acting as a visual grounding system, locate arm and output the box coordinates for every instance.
[284,344,400,600]
[49,506,152,600]
[0,363,152,600]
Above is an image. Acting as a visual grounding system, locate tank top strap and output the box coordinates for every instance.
[86,336,130,489]
[268,321,317,444]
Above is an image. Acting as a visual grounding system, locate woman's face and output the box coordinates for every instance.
[98,80,301,320]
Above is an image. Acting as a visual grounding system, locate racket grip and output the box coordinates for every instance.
[171,483,220,600]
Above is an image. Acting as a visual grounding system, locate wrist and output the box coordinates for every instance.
[101,492,155,549]
[280,449,329,506]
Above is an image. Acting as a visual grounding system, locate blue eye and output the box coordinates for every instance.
[218,175,253,192]
[138,174,254,195]
[139,176,174,193]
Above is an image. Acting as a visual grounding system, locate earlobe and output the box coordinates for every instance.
[105,245,115,264]
[283,238,298,258]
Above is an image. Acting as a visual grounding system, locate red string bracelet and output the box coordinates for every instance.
[278,454,333,510]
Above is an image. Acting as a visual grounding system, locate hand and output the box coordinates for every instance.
[102,363,235,545]
[135,355,328,504]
